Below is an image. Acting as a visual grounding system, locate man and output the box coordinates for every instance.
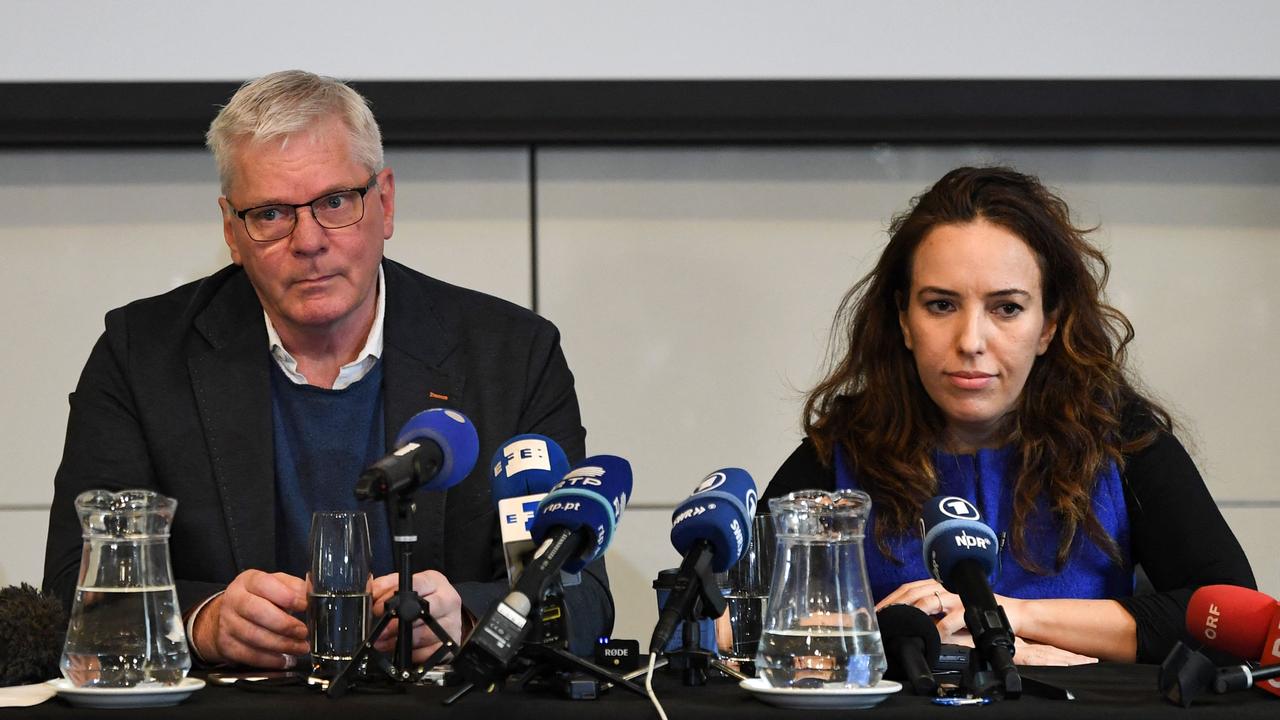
[42,70,611,669]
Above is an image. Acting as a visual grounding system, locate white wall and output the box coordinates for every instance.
[3,145,1276,649]
[536,146,1280,642]
[3,0,1280,81]
[3,0,1277,652]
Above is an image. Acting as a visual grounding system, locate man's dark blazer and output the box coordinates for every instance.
[43,258,612,654]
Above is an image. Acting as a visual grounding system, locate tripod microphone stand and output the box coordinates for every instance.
[654,562,749,686]
[326,492,460,698]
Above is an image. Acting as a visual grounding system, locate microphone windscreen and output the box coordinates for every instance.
[1186,584,1278,660]
[0,583,66,686]
[490,434,570,505]
[669,468,758,572]
[530,455,632,573]
[877,603,942,664]
[920,495,998,591]
[395,408,479,492]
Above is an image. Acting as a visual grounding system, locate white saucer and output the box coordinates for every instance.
[740,677,902,709]
[46,677,205,708]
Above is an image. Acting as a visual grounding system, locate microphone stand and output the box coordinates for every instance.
[659,554,748,686]
[958,602,1072,701]
[444,591,648,704]
[327,491,459,698]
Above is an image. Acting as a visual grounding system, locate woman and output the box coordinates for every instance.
[761,166,1254,665]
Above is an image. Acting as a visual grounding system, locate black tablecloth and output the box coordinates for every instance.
[7,664,1275,719]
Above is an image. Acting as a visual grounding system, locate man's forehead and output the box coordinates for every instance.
[225,122,362,200]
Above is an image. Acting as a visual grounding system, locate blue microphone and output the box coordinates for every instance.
[458,456,632,684]
[920,495,999,591]
[529,455,632,574]
[650,468,757,654]
[919,495,1019,698]
[355,408,479,500]
[490,434,571,504]
[490,434,572,584]
[669,467,758,573]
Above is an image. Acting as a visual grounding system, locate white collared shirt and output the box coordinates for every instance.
[263,265,386,389]
[184,266,387,662]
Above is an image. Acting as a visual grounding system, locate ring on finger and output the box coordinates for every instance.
[933,590,946,614]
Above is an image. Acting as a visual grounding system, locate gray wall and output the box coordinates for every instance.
[3,145,1277,647]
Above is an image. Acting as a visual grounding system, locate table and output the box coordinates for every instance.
[7,663,1275,719]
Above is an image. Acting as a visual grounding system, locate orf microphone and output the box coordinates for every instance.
[1186,585,1280,696]
[1187,585,1278,660]
[456,455,632,685]
[650,468,757,654]
[877,604,940,695]
[355,408,479,500]
[920,495,1019,698]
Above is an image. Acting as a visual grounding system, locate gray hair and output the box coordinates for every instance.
[205,70,384,194]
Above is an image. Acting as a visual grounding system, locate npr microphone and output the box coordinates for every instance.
[650,468,757,654]
[456,456,632,685]
[920,495,1019,698]
[1186,585,1280,696]
[492,434,571,583]
[355,409,479,500]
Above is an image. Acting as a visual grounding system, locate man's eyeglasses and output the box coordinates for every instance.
[229,175,378,243]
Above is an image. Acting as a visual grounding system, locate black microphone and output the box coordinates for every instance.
[920,495,1020,698]
[877,604,940,695]
[0,583,67,686]
[1215,662,1280,693]
[355,409,479,500]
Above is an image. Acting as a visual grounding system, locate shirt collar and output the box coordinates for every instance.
[264,264,385,390]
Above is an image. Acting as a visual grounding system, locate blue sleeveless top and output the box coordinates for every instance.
[833,444,1134,602]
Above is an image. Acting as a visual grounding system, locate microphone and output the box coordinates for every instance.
[355,408,479,500]
[1215,662,1280,694]
[456,455,632,684]
[0,584,66,686]
[649,468,757,654]
[490,434,573,647]
[1186,585,1280,696]
[491,434,571,583]
[1187,585,1278,659]
[920,495,1020,698]
[877,604,940,695]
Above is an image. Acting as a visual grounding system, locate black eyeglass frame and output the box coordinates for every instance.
[228,174,379,243]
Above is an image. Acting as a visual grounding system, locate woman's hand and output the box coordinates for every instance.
[942,630,1097,666]
[1011,638,1097,666]
[877,579,1029,636]
[876,579,1126,662]
[876,578,972,637]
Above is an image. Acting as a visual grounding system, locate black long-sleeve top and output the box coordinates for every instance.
[762,429,1256,664]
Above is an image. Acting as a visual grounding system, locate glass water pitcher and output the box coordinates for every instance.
[757,489,886,689]
[60,489,191,687]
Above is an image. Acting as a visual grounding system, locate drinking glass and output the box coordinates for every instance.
[306,511,372,678]
[717,513,774,674]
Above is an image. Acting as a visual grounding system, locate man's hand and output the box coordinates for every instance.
[192,570,308,668]
[370,570,463,664]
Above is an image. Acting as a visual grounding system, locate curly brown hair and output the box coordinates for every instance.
[805,166,1170,572]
